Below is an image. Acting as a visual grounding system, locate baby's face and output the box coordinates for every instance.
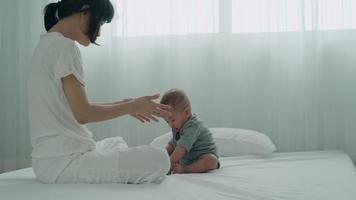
[165,110,187,130]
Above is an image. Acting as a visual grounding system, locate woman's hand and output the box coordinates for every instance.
[130,94,171,123]
[116,99,151,123]
[62,75,170,124]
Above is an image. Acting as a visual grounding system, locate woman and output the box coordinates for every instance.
[28,0,171,184]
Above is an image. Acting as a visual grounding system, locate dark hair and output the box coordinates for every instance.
[44,0,114,44]
[160,89,191,110]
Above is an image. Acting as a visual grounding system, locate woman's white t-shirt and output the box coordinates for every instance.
[29,32,95,158]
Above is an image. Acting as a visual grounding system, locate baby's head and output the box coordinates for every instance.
[160,89,192,130]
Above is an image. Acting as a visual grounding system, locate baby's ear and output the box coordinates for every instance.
[184,106,192,116]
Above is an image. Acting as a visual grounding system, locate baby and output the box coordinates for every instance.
[160,89,219,174]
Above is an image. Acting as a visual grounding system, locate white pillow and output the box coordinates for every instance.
[150,128,277,157]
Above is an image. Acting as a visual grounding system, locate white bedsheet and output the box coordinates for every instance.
[1,151,356,200]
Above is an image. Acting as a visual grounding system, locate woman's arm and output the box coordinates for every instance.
[93,99,133,106]
[62,74,171,124]
[93,99,153,123]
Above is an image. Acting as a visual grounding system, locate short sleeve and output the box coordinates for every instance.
[177,123,200,152]
[54,43,85,86]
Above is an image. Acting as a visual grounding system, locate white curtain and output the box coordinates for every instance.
[232,0,356,33]
[1,0,356,173]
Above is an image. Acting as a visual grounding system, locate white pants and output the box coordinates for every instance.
[32,137,170,184]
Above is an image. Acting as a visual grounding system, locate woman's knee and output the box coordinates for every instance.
[96,137,128,152]
[145,146,170,172]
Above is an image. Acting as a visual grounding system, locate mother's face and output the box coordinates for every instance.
[78,11,103,46]
[77,9,91,46]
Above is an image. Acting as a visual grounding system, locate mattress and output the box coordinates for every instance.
[1,151,356,200]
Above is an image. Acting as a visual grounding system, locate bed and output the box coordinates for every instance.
[1,151,356,200]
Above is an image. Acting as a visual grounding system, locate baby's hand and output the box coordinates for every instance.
[171,163,185,174]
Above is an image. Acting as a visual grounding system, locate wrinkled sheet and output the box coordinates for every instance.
[1,151,356,200]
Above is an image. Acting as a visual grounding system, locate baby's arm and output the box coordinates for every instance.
[166,144,174,156]
[169,146,187,173]
[170,146,187,164]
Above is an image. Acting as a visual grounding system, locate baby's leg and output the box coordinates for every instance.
[185,153,218,173]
